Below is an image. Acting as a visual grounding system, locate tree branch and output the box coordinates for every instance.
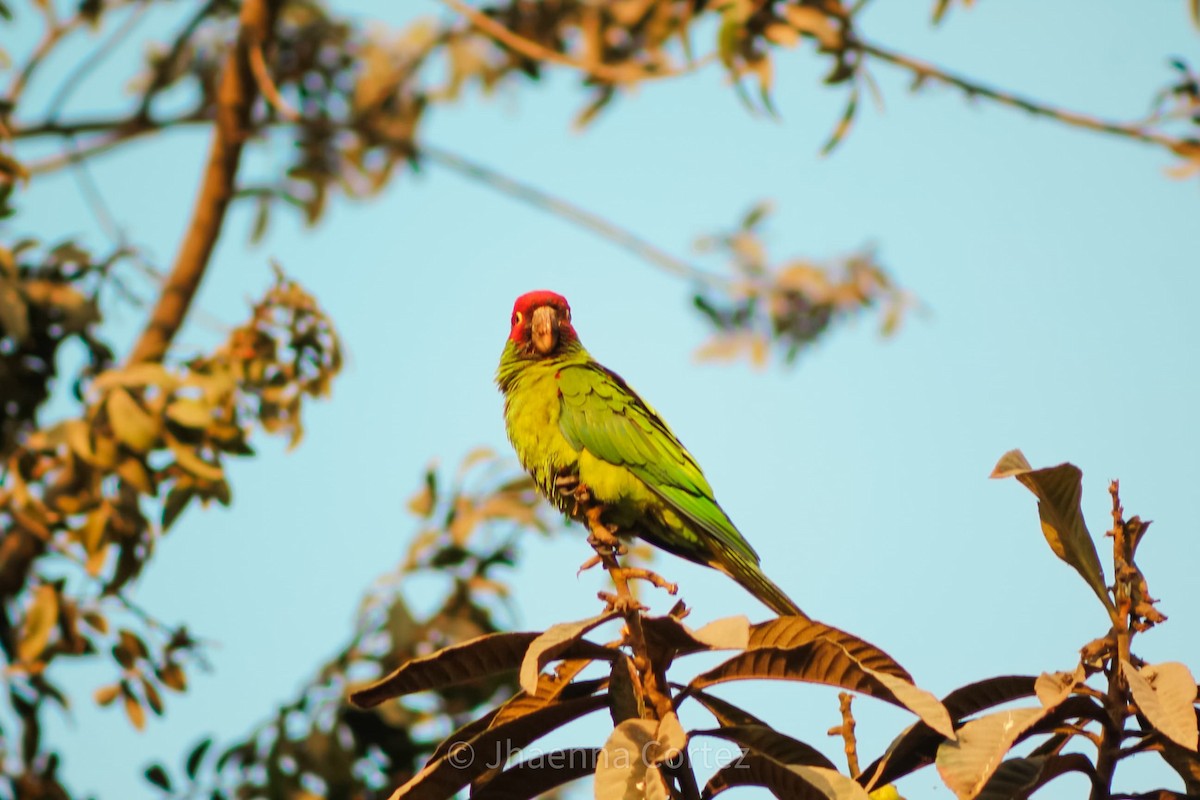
[42,1,153,124]
[854,38,1190,156]
[126,0,282,364]
[439,0,686,85]
[420,144,727,287]
[3,4,80,111]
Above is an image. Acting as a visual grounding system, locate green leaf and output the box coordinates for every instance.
[990,450,1114,614]
[1122,660,1198,751]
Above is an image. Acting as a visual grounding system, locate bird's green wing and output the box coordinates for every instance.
[556,363,760,564]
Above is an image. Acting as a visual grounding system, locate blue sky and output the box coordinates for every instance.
[9,1,1200,798]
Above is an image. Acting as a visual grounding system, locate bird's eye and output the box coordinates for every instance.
[512,311,523,326]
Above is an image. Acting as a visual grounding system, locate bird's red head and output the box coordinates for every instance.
[508,290,577,355]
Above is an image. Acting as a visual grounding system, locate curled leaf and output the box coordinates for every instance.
[990,450,1113,614]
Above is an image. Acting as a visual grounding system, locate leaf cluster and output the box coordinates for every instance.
[330,451,1199,800]
[692,203,912,366]
[0,268,341,798]
[135,451,560,800]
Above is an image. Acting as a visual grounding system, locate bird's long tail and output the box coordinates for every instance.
[716,550,806,617]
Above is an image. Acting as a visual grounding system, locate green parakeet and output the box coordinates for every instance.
[496,290,802,617]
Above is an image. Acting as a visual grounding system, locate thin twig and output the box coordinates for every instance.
[1090,479,1130,800]
[442,0,645,84]
[421,144,726,287]
[827,692,860,778]
[138,0,220,118]
[24,120,165,175]
[584,507,675,722]
[67,140,123,242]
[854,38,1189,155]
[4,6,80,108]
[43,1,153,123]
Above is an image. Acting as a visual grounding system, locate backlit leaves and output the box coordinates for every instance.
[351,631,539,707]
[0,268,340,742]
[693,205,913,366]
[991,450,1114,614]
[690,616,949,735]
[17,584,59,664]
[594,719,670,800]
[519,611,619,694]
[936,708,1047,800]
[1122,660,1198,751]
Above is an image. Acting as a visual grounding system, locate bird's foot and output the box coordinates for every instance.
[614,567,678,596]
[584,507,622,550]
[576,554,604,576]
[586,531,626,560]
[598,591,645,615]
[556,474,589,500]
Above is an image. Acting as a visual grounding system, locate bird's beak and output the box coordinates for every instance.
[530,305,559,354]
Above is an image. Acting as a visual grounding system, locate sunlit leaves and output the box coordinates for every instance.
[1122,660,1198,751]
[0,268,340,744]
[16,584,59,664]
[519,611,619,694]
[936,708,1046,800]
[350,631,540,707]
[991,450,1114,615]
[594,719,670,800]
[693,204,913,366]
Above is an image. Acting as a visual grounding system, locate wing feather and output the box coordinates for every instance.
[556,363,760,564]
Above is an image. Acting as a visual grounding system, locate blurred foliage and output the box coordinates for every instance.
[342,454,1199,800]
[692,202,912,366]
[137,450,560,800]
[0,267,340,798]
[0,240,124,456]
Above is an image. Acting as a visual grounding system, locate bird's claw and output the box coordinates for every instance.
[598,591,644,614]
[586,531,625,559]
[577,554,603,576]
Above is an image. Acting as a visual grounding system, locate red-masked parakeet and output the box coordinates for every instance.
[496,290,802,616]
